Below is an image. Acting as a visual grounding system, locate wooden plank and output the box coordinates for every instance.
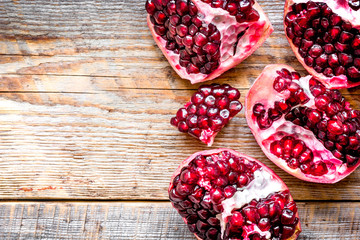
[0,201,358,239]
[0,0,359,201]
[0,89,359,201]
[0,0,322,90]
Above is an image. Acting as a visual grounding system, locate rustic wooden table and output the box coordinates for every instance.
[0,0,359,239]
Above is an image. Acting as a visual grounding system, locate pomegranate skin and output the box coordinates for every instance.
[284,0,360,89]
[169,148,302,240]
[147,0,273,84]
[245,64,360,184]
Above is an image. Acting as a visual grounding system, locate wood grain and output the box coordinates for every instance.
[0,0,359,201]
[0,201,358,239]
[1,0,360,238]
[0,88,358,200]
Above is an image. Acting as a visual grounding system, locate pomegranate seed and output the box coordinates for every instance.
[176,0,189,15]
[339,53,353,66]
[269,201,281,219]
[228,171,239,184]
[352,35,360,49]
[229,101,243,116]
[207,217,220,226]
[206,228,218,239]
[327,120,344,135]
[257,203,270,218]
[281,208,295,225]
[216,96,229,109]
[308,44,323,58]
[176,182,194,195]
[299,149,314,163]
[243,206,260,223]
[210,188,225,203]
[315,94,331,110]
[226,88,241,100]
[257,218,270,231]
[253,103,266,117]
[228,211,245,228]
[194,32,208,46]
[224,185,236,198]
[349,0,360,10]
[237,173,249,187]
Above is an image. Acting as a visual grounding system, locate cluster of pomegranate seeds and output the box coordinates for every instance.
[146,0,222,75]
[171,84,242,146]
[169,151,298,240]
[253,68,305,130]
[270,136,328,176]
[285,1,360,82]
[200,0,260,23]
[252,68,360,170]
[169,151,258,239]
[224,191,299,240]
[285,78,360,166]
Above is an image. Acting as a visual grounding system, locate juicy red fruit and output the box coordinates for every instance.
[284,0,360,88]
[169,149,301,240]
[246,64,360,183]
[146,0,273,84]
[171,84,242,146]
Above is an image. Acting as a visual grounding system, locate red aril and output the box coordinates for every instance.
[284,0,360,88]
[171,83,242,146]
[146,0,273,84]
[169,148,302,239]
[245,64,360,183]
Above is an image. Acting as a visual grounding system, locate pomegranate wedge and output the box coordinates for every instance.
[246,64,360,183]
[284,0,360,88]
[146,0,273,84]
[169,148,301,240]
[171,83,242,146]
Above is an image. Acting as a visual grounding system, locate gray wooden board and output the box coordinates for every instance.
[0,201,359,240]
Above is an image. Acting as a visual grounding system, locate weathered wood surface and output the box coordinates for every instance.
[0,0,360,238]
[0,201,358,240]
[0,88,359,201]
[0,0,359,201]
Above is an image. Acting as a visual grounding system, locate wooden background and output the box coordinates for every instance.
[0,0,359,239]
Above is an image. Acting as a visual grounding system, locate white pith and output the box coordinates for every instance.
[246,65,358,183]
[216,168,284,239]
[147,0,273,84]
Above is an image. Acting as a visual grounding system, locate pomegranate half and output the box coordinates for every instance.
[146,0,273,84]
[245,64,360,183]
[169,148,301,239]
[284,0,360,88]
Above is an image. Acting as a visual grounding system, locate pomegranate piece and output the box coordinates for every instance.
[171,83,242,146]
[245,64,360,183]
[146,0,273,84]
[284,0,360,89]
[169,148,302,240]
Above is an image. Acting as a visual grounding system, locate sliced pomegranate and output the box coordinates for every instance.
[169,148,301,240]
[245,64,360,183]
[146,0,273,84]
[171,83,242,146]
[284,0,360,88]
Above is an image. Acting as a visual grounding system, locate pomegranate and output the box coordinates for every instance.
[245,64,360,183]
[145,0,273,84]
[169,148,301,240]
[284,0,360,88]
[171,83,243,146]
